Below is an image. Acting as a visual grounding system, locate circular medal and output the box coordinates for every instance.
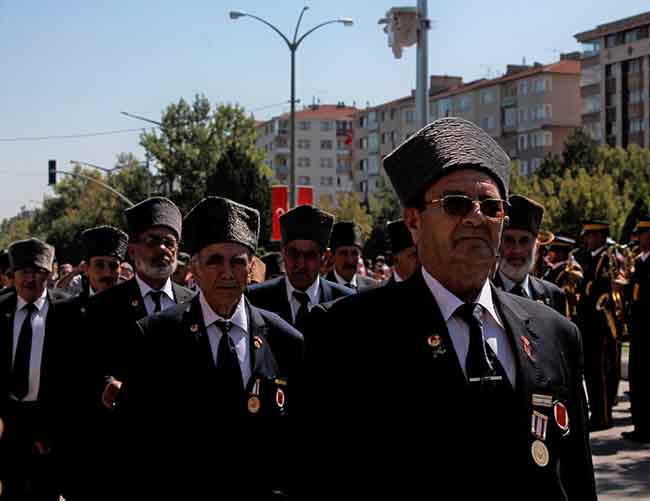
[253,336,263,349]
[531,439,549,467]
[553,401,570,435]
[247,396,261,414]
[427,335,442,348]
[276,388,285,408]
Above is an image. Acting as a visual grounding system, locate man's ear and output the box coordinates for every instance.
[403,207,420,245]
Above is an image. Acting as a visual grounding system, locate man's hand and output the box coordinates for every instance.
[101,379,123,410]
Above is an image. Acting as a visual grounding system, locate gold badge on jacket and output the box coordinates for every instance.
[427,334,446,358]
[531,439,549,467]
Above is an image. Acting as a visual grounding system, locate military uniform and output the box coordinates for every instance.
[574,222,619,430]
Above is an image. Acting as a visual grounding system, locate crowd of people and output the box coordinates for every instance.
[1,116,648,499]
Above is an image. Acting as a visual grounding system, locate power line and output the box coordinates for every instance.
[0,127,158,143]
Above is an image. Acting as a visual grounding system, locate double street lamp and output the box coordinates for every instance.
[230,7,353,209]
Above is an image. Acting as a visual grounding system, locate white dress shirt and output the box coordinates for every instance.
[136,274,176,315]
[12,288,49,401]
[286,276,320,323]
[333,269,357,288]
[199,293,251,388]
[498,270,532,298]
[422,268,517,387]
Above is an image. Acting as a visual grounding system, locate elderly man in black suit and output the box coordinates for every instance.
[326,221,378,292]
[0,238,74,500]
[304,117,596,499]
[385,219,419,284]
[248,205,352,329]
[493,194,567,316]
[117,196,304,499]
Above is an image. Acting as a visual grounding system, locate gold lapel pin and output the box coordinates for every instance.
[253,336,263,349]
[190,324,199,333]
[131,299,139,307]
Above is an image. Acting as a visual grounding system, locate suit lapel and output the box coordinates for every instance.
[125,278,147,320]
[182,296,216,372]
[274,277,293,325]
[0,294,17,394]
[492,271,505,290]
[528,276,544,302]
[172,282,195,305]
[319,279,332,303]
[246,301,279,390]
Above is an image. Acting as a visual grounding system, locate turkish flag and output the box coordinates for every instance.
[272,185,288,242]
[344,129,353,145]
[297,186,313,206]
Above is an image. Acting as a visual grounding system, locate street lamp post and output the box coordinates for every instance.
[230,8,353,209]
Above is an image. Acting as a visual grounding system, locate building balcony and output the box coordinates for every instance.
[501,96,517,108]
[275,164,289,178]
[336,164,352,175]
[367,120,379,132]
[580,83,601,97]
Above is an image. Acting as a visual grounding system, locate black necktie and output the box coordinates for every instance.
[292,290,310,328]
[510,284,527,298]
[149,290,163,313]
[11,303,37,400]
[455,303,511,390]
[214,321,244,410]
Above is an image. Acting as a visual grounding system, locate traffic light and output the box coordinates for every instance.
[48,160,56,186]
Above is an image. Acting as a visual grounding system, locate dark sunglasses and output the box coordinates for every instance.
[425,195,508,219]
[140,234,178,251]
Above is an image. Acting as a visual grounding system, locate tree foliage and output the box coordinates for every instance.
[320,192,374,240]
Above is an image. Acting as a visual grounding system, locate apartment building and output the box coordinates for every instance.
[575,11,650,148]
[256,103,356,206]
[353,57,581,198]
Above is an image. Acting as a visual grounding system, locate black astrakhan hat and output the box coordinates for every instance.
[507,195,544,236]
[124,196,182,240]
[329,221,363,251]
[280,205,334,249]
[386,219,415,255]
[8,238,55,273]
[261,252,285,278]
[82,225,129,261]
[183,196,259,255]
[383,117,510,206]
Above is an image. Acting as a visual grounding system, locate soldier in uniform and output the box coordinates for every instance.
[117,196,304,499]
[573,220,618,431]
[623,215,650,442]
[326,221,379,292]
[0,239,75,500]
[248,205,352,329]
[543,235,577,284]
[385,219,419,284]
[493,195,567,315]
[304,117,595,499]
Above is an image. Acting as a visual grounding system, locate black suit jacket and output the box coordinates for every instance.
[116,295,304,499]
[325,269,378,293]
[303,271,595,500]
[246,275,353,326]
[493,271,568,316]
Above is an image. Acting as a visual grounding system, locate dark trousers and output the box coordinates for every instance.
[629,336,650,433]
[581,315,614,428]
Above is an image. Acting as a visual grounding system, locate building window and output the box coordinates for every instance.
[505,108,517,127]
[359,116,367,128]
[320,140,333,150]
[459,95,472,112]
[517,80,529,96]
[320,158,333,168]
[320,176,334,186]
[629,90,644,104]
[531,158,543,171]
[380,111,386,122]
[518,107,527,123]
[297,157,310,168]
[518,134,528,151]
[298,121,311,130]
[390,130,397,144]
[519,160,529,176]
[480,116,495,130]
[439,98,452,117]
[321,121,333,131]
[630,118,645,133]
[359,159,368,171]
[381,132,387,144]
[368,156,380,175]
[368,133,379,152]
[298,139,311,149]
[480,89,496,105]
[534,78,551,93]
[390,108,397,120]
[298,176,311,185]
[582,95,601,114]
[405,109,416,123]
[544,132,553,146]
[629,59,642,74]
[359,137,368,149]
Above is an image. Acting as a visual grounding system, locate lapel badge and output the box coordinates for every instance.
[274,378,287,386]
[531,411,548,440]
[247,396,261,414]
[520,335,534,361]
[275,388,285,409]
[532,393,553,408]
[253,336,263,349]
[427,335,446,358]
[531,439,549,467]
[131,299,139,307]
[553,401,570,435]
[190,324,199,333]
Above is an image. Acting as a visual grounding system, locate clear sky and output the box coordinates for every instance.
[1,1,648,220]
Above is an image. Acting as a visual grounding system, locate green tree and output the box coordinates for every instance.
[319,192,374,240]
[140,95,267,217]
[0,207,35,249]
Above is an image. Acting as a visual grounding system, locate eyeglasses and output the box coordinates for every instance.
[139,234,178,251]
[425,195,508,219]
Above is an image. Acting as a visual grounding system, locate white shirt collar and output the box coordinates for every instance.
[497,270,530,294]
[393,270,403,283]
[591,245,607,257]
[286,275,320,306]
[334,269,357,287]
[16,287,48,312]
[198,291,248,333]
[135,274,174,302]
[421,267,503,328]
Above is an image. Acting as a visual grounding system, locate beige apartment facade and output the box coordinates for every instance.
[353,57,582,200]
[576,12,650,148]
[256,104,356,206]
